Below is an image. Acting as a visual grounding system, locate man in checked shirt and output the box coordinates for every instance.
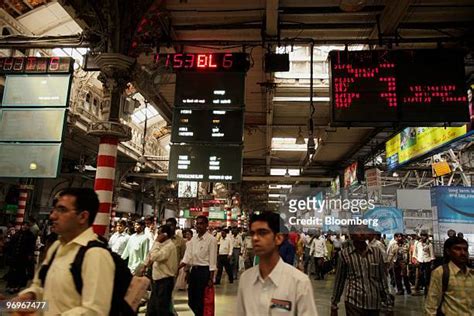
[331,225,393,316]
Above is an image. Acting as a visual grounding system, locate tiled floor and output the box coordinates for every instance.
[143,274,425,315]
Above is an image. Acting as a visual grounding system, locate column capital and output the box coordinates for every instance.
[94,53,136,92]
[88,121,132,140]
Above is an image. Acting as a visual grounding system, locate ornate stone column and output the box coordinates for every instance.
[88,53,133,235]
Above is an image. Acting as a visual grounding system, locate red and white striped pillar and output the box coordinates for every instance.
[226,208,232,228]
[15,188,28,229]
[237,215,241,228]
[93,136,118,236]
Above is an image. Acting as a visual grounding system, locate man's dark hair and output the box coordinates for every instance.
[196,215,209,224]
[444,236,468,251]
[117,219,127,227]
[166,217,177,226]
[58,188,99,226]
[223,229,229,234]
[250,212,286,235]
[159,224,173,237]
[144,215,153,223]
[135,220,146,227]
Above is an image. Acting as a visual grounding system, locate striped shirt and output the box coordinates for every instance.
[331,244,392,310]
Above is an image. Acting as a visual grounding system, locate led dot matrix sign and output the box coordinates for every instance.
[329,49,469,126]
[164,53,250,183]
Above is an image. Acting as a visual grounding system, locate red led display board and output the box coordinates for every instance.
[329,49,469,126]
[154,53,250,72]
[0,57,74,74]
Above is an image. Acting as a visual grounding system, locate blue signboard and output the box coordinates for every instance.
[432,187,474,223]
[363,207,404,239]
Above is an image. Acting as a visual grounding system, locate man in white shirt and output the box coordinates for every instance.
[231,228,243,279]
[216,229,234,284]
[242,231,254,269]
[142,224,177,316]
[412,232,435,295]
[310,233,328,280]
[237,212,318,316]
[108,219,130,256]
[144,216,156,251]
[179,215,218,316]
[13,188,114,315]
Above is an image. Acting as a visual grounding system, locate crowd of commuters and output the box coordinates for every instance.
[0,187,472,315]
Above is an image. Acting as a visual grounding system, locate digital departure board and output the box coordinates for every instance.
[329,49,469,126]
[171,109,244,143]
[168,144,243,182]
[174,72,245,108]
[2,75,72,107]
[0,57,74,74]
[154,53,250,72]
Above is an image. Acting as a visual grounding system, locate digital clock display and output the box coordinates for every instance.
[174,72,245,108]
[171,108,244,143]
[154,53,250,72]
[329,49,469,126]
[168,144,242,182]
[0,57,74,74]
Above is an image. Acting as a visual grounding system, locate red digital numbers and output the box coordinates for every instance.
[157,53,235,70]
[0,57,72,73]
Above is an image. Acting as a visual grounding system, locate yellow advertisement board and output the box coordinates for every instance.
[386,126,467,169]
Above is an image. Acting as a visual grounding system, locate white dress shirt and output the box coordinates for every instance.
[108,231,130,256]
[218,237,233,256]
[20,228,115,316]
[237,258,318,316]
[182,231,218,271]
[310,238,328,258]
[413,240,435,263]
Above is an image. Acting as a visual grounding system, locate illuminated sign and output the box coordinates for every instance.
[0,57,74,74]
[178,181,199,198]
[385,126,467,170]
[168,144,242,182]
[329,49,469,126]
[154,53,249,72]
[171,109,244,143]
[174,72,245,108]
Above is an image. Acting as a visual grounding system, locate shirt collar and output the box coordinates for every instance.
[197,231,210,241]
[348,243,374,254]
[253,257,285,287]
[448,261,473,276]
[66,227,96,247]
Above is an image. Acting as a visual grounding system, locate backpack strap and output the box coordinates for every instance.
[38,243,60,287]
[70,240,108,294]
[441,263,449,293]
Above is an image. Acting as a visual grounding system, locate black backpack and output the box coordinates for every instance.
[39,240,136,316]
[436,264,450,316]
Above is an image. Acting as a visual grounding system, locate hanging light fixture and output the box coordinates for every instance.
[295,127,306,145]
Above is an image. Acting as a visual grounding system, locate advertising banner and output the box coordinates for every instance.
[431,186,474,257]
[344,162,358,188]
[386,126,467,170]
[363,207,404,239]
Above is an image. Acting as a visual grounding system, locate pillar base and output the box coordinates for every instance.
[87,121,132,141]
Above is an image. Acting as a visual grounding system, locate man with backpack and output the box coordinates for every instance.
[425,237,473,315]
[13,188,115,315]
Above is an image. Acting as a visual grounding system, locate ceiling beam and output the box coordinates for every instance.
[265,0,279,37]
[369,0,412,39]
[243,175,332,182]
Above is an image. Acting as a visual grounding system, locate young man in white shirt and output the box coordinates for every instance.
[309,233,328,280]
[108,219,130,256]
[13,188,115,315]
[412,232,435,295]
[231,228,243,280]
[216,229,234,284]
[237,212,318,316]
[179,215,217,316]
